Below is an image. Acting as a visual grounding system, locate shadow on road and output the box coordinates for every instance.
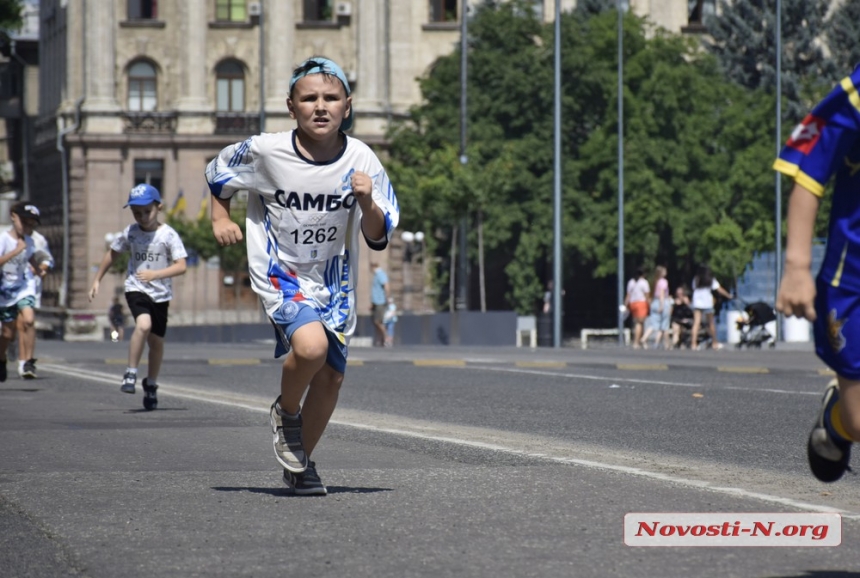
[770,570,860,578]
[211,486,393,496]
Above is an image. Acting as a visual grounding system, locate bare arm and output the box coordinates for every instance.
[0,237,27,267]
[88,249,119,301]
[212,195,243,246]
[351,171,386,241]
[776,183,820,321]
[135,258,187,283]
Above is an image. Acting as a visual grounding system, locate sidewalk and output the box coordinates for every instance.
[30,339,825,376]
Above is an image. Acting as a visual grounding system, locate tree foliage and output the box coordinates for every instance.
[0,0,22,32]
[387,1,814,324]
[704,0,835,120]
[826,0,860,76]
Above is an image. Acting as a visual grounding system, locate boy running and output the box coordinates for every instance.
[16,229,53,378]
[775,65,860,482]
[88,184,188,410]
[206,56,399,495]
[0,202,41,382]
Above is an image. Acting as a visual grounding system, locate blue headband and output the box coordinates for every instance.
[289,58,353,131]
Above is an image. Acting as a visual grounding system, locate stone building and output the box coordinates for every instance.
[29,0,714,327]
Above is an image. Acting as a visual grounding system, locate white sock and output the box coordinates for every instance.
[18,360,24,372]
[126,367,137,376]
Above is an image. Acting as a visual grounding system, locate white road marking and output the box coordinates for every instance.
[40,362,858,519]
[471,365,820,395]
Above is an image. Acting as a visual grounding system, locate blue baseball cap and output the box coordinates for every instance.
[124,184,162,207]
[289,57,353,131]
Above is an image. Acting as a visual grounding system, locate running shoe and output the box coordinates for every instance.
[21,359,36,379]
[807,380,852,483]
[142,378,158,411]
[121,371,136,394]
[269,396,307,473]
[282,461,327,496]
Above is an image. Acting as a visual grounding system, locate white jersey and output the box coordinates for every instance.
[110,223,187,303]
[0,230,35,307]
[205,131,400,341]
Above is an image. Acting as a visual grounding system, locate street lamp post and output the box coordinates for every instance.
[616,0,626,345]
[257,1,265,132]
[552,0,562,348]
[774,0,782,342]
[457,0,469,312]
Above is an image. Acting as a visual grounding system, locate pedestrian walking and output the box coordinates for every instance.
[383,298,398,347]
[371,260,389,347]
[690,263,732,350]
[206,56,400,496]
[109,296,126,342]
[624,266,650,349]
[88,184,188,410]
[642,265,671,350]
[775,64,860,483]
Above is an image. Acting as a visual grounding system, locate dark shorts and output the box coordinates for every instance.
[270,300,347,374]
[372,304,387,324]
[125,291,170,338]
[814,278,860,380]
[0,296,36,324]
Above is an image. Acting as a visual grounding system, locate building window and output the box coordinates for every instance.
[128,61,157,112]
[303,0,332,21]
[429,0,457,22]
[133,159,164,194]
[128,0,157,19]
[688,0,715,26]
[216,60,245,112]
[216,0,246,21]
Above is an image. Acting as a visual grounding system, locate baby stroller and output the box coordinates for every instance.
[671,302,712,350]
[735,301,776,349]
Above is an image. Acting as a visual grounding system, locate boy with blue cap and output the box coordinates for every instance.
[775,64,860,483]
[206,56,399,495]
[89,184,188,410]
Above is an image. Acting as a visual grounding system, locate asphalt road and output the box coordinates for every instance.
[2,340,860,577]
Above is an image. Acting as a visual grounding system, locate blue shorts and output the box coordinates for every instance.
[645,299,672,332]
[269,300,348,374]
[0,296,36,324]
[814,278,860,380]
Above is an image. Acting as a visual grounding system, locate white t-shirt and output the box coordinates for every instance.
[0,230,35,307]
[691,278,720,310]
[626,277,650,303]
[110,223,188,303]
[205,131,400,342]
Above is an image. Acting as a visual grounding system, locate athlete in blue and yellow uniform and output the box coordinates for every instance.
[775,65,860,482]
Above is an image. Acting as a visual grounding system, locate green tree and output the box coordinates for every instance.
[389,2,785,318]
[826,0,860,75]
[166,199,247,301]
[704,0,835,120]
[0,0,22,32]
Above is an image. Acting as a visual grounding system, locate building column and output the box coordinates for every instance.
[263,0,294,127]
[176,0,213,133]
[82,0,122,132]
[354,0,386,134]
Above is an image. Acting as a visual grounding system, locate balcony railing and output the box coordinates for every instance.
[121,111,178,133]
[215,112,260,135]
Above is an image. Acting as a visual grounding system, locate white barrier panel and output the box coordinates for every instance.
[726,310,742,344]
[784,315,811,342]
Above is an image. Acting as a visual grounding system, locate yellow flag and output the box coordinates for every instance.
[197,195,209,221]
[168,190,187,218]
